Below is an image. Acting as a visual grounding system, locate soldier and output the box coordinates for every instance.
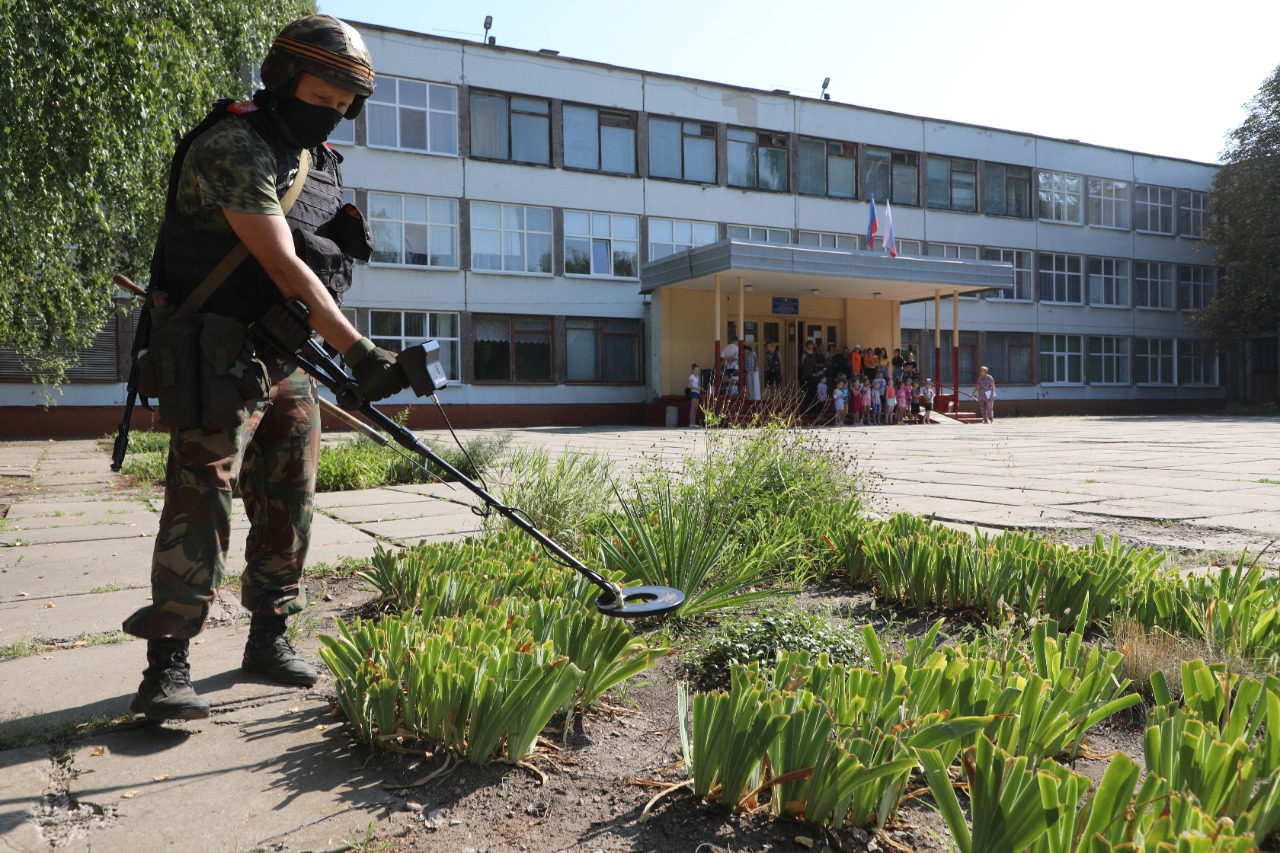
[122,14,407,720]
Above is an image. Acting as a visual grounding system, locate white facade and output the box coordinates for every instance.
[0,22,1220,422]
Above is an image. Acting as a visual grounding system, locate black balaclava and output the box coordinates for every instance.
[276,95,344,149]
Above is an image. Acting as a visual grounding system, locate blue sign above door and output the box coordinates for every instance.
[772,297,799,315]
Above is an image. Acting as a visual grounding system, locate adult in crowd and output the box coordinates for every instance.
[763,342,783,394]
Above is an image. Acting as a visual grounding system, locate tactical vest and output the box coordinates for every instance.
[154,99,351,324]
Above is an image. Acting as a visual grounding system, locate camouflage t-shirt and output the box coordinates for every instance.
[174,116,296,236]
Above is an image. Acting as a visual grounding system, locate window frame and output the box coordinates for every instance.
[367,192,459,269]
[1037,169,1084,224]
[563,210,639,279]
[365,75,458,155]
[369,309,461,382]
[797,137,857,199]
[728,224,791,245]
[566,317,643,384]
[1178,190,1207,238]
[470,202,554,275]
[468,90,551,165]
[926,155,977,212]
[1086,257,1130,308]
[1038,253,1084,304]
[982,162,1032,218]
[1088,335,1131,385]
[1178,339,1218,386]
[1134,261,1176,311]
[1039,334,1084,385]
[727,127,789,191]
[471,314,555,383]
[647,116,717,184]
[798,230,859,251]
[648,217,718,261]
[1134,337,1175,385]
[563,103,637,175]
[1086,177,1130,229]
[1178,265,1217,310]
[982,331,1034,384]
[981,248,1034,301]
[1133,184,1176,234]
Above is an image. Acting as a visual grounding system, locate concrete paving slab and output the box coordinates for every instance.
[0,521,153,547]
[0,537,155,600]
[321,497,473,525]
[1190,512,1280,536]
[874,494,1090,529]
[4,500,154,527]
[313,487,434,510]
[0,587,149,643]
[0,625,319,734]
[1068,500,1218,521]
[0,745,49,849]
[360,512,486,544]
[55,702,397,853]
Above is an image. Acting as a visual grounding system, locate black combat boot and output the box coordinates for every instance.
[130,638,211,721]
[241,612,319,686]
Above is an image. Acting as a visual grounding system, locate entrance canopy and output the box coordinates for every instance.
[640,240,1012,302]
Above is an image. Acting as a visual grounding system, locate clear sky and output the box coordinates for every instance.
[318,0,1278,165]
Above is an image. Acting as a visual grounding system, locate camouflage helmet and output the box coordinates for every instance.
[260,15,375,118]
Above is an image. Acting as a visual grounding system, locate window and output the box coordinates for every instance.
[1133,185,1175,234]
[564,105,636,174]
[648,117,716,183]
[926,156,977,211]
[983,332,1034,383]
[981,248,1033,301]
[1038,253,1083,304]
[649,217,717,260]
[983,163,1032,217]
[728,128,788,191]
[865,147,919,206]
[330,116,355,145]
[469,92,550,165]
[728,224,790,244]
[1087,258,1130,307]
[564,211,638,278]
[1179,339,1218,385]
[366,76,458,154]
[931,330,979,385]
[893,239,923,257]
[1040,334,1083,384]
[1088,336,1130,384]
[368,193,458,268]
[927,243,979,260]
[370,310,460,381]
[471,203,553,274]
[798,138,856,198]
[567,318,642,382]
[1037,170,1083,223]
[473,315,553,382]
[1134,261,1175,309]
[798,231,859,251]
[1134,337,1175,384]
[1087,178,1130,229]
[1179,265,1216,310]
[1178,190,1207,238]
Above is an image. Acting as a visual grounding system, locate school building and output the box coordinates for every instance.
[0,21,1231,434]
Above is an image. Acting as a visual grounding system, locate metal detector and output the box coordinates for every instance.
[251,301,685,619]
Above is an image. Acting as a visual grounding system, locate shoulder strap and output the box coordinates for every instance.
[179,148,311,313]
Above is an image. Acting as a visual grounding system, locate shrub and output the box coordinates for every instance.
[316,430,508,492]
[487,445,616,550]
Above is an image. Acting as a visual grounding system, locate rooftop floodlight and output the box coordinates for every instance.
[820,77,831,101]
[483,15,493,42]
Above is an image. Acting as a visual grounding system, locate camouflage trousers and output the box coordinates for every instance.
[123,360,320,640]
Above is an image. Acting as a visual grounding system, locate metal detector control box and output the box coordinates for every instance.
[398,341,448,396]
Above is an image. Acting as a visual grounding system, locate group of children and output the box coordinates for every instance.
[816,369,937,426]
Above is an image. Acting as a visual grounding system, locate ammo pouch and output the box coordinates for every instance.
[136,308,270,431]
[293,229,352,303]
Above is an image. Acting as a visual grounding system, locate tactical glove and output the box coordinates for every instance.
[344,337,409,402]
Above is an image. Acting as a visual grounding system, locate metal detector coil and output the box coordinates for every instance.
[247,320,685,620]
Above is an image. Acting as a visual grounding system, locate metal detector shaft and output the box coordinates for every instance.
[258,331,626,601]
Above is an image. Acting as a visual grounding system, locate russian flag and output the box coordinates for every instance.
[884,200,897,258]
[866,197,878,250]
